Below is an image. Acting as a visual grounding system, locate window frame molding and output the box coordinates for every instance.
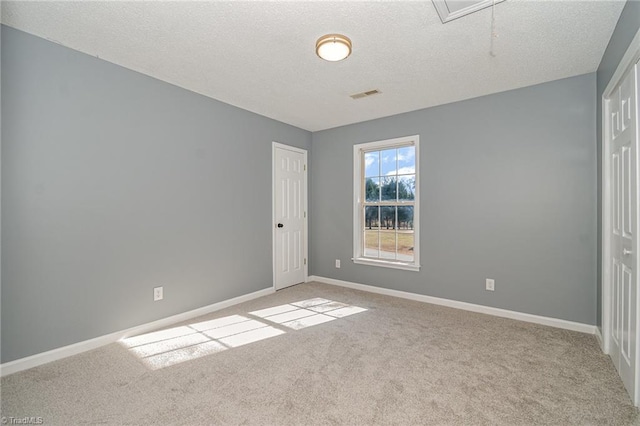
[352,135,420,272]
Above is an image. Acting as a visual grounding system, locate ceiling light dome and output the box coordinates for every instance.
[316,34,352,62]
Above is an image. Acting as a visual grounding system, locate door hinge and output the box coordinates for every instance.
[304,258,307,265]
[304,164,306,171]
[304,211,306,218]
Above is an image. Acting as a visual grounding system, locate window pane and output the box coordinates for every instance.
[381,206,397,259]
[380,206,396,230]
[365,178,380,202]
[398,206,414,230]
[397,146,415,175]
[364,151,379,178]
[381,177,397,201]
[380,149,397,175]
[398,175,415,201]
[364,206,379,230]
[398,206,414,262]
[398,230,414,262]
[379,230,396,260]
[364,230,379,258]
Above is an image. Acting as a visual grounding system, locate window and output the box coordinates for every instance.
[353,135,420,271]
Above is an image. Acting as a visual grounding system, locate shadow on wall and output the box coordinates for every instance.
[119,298,367,370]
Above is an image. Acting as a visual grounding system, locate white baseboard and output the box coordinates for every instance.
[0,287,275,377]
[309,275,596,335]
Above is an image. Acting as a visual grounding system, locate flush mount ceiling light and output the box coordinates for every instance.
[316,34,352,62]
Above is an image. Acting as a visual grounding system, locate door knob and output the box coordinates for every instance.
[277,223,284,228]
[624,248,633,256]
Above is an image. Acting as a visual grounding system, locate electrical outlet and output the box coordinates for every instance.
[486,279,495,291]
[154,286,164,301]
[335,259,341,268]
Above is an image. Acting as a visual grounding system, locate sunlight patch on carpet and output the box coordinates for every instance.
[120,298,366,370]
[250,299,367,330]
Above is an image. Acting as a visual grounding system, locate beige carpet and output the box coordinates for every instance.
[1,282,638,425]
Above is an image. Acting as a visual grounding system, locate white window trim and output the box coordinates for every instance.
[353,135,420,272]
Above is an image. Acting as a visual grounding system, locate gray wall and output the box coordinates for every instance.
[310,73,597,325]
[1,26,311,363]
[596,0,640,329]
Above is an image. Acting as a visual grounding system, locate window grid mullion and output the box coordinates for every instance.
[363,202,415,207]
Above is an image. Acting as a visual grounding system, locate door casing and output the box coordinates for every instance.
[272,142,308,290]
[601,27,640,407]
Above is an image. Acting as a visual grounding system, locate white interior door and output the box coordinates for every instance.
[609,60,639,404]
[273,143,307,290]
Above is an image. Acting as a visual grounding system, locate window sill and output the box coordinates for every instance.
[352,257,420,272]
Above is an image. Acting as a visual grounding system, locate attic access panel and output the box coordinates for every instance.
[433,0,505,23]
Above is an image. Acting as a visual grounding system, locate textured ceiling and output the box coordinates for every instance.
[1,1,626,131]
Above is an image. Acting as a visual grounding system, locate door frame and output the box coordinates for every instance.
[601,27,640,406]
[272,142,308,290]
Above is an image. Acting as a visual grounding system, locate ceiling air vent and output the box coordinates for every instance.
[350,89,381,100]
